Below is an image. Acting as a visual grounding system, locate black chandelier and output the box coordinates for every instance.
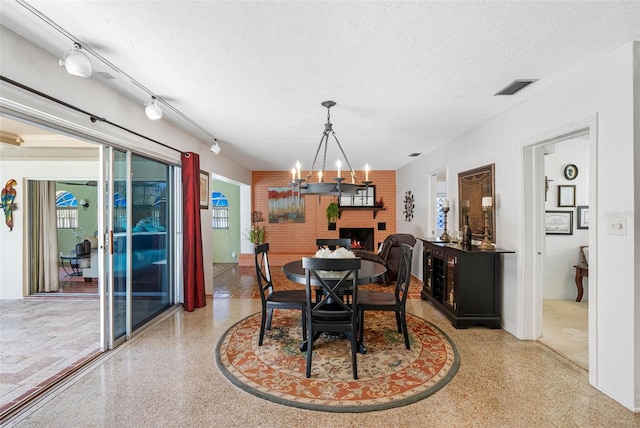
[291,101,371,199]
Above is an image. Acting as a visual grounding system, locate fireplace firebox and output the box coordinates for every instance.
[340,228,374,251]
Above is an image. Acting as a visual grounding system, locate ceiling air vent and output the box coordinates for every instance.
[494,79,538,96]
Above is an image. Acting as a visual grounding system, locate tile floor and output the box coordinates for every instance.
[1,266,638,427]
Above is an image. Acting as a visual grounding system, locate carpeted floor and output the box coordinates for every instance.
[539,299,588,370]
[216,309,459,412]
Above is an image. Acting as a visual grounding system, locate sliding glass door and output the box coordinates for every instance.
[108,148,128,343]
[129,153,173,328]
[105,148,175,346]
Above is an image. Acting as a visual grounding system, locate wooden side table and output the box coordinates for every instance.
[573,264,589,302]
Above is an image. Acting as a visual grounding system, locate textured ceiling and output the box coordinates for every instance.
[1,1,639,171]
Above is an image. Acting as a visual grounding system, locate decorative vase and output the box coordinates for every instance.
[85,240,91,254]
[76,240,91,256]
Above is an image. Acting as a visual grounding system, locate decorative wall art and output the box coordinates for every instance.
[577,205,589,229]
[563,164,578,180]
[403,190,414,222]
[458,163,495,242]
[268,187,304,223]
[1,179,17,231]
[545,210,573,235]
[558,185,576,207]
[199,170,209,209]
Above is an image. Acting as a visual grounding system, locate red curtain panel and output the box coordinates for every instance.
[181,152,206,311]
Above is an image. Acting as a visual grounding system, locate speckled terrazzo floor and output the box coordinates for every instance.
[4,268,639,427]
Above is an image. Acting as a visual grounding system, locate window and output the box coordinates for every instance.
[55,190,78,229]
[436,197,446,230]
[432,171,447,236]
[212,192,229,229]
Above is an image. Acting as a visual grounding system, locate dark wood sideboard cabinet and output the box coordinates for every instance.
[419,238,514,329]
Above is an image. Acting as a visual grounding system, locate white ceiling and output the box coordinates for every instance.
[1,1,639,171]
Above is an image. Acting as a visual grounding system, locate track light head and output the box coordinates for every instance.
[59,43,92,78]
[145,96,163,120]
[210,141,221,154]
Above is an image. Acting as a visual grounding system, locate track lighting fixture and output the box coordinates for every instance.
[210,141,221,154]
[59,43,92,78]
[145,96,163,120]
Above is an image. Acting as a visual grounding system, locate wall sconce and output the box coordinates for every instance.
[79,199,90,210]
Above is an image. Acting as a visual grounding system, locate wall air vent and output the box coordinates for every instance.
[494,79,538,96]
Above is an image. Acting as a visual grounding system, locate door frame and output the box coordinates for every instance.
[521,114,597,383]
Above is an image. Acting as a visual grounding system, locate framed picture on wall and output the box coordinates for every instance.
[545,210,573,235]
[557,185,576,207]
[577,205,589,229]
[458,163,495,242]
[199,170,209,209]
[268,187,305,223]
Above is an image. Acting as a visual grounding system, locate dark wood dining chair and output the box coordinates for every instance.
[358,243,413,350]
[302,256,361,379]
[316,238,352,250]
[254,243,307,346]
[315,238,353,301]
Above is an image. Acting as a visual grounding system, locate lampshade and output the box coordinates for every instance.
[59,43,92,78]
[145,96,163,120]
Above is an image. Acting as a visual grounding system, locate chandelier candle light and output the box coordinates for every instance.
[290,101,372,201]
[479,196,495,250]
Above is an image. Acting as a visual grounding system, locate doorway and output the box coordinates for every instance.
[522,119,595,373]
[431,171,447,237]
[0,115,179,417]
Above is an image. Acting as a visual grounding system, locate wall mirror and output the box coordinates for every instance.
[339,185,375,207]
[458,163,495,242]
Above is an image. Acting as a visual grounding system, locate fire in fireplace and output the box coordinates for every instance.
[339,228,374,251]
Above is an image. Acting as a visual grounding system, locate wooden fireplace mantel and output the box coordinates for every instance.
[338,206,386,219]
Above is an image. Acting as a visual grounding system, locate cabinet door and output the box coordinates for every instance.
[423,249,433,296]
[443,253,457,313]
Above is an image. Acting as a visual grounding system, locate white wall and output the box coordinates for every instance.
[397,42,638,411]
[0,26,252,301]
[543,138,590,300]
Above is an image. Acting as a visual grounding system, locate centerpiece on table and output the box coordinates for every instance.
[314,247,356,277]
[314,247,355,259]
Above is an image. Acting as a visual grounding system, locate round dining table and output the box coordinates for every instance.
[281,258,386,354]
[281,259,386,286]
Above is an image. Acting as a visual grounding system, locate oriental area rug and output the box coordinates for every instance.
[216,310,459,412]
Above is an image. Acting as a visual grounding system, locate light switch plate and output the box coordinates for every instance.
[607,217,627,235]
